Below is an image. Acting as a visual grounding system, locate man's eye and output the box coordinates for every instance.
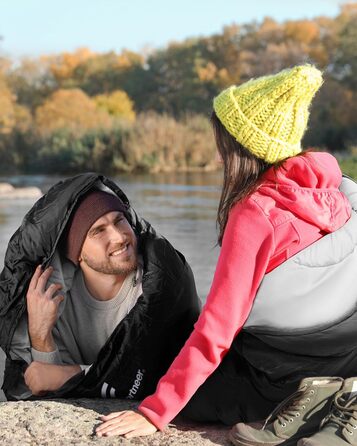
[115,218,124,225]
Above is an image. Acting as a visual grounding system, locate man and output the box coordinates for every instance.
[0,173,200,400]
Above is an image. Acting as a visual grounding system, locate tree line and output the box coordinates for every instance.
[0,3,357,174]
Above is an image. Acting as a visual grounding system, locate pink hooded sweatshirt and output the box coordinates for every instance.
[139,151,351,430]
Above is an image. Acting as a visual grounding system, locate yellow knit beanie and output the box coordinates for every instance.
[213,65,323,163]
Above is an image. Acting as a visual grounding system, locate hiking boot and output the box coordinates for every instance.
[229,377,343,446]
[298,378,357,446]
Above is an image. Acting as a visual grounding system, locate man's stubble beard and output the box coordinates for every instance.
[81,250,138,276]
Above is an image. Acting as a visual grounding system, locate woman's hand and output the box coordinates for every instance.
[96,410,158,438]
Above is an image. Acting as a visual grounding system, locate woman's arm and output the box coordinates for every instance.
[96,199,275,437]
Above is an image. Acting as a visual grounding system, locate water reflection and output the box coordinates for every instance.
[0,171,222,301]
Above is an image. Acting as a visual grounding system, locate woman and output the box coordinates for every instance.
[96,65,357,440]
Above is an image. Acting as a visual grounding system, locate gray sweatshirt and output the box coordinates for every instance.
[31,265,143,370]
[8,253,143,399]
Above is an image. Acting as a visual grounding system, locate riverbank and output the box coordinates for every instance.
[0,183,42,199]
[1,150,357,179]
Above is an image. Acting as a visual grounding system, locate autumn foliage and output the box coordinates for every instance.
[0,4,357,173]
[0,77,15,134]
[94,90,135,122]
[35,89,112,136]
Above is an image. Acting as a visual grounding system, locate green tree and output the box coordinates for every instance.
[305,78,357,151]
[72,50,145,95]
[332,3,357,89]
[6,57,56,111]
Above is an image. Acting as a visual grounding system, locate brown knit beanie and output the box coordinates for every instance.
[65,190,128,265]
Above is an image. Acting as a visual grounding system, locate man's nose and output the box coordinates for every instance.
[108,224,126,242]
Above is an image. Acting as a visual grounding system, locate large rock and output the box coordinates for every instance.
[0,182,42,199]
[0,399,231,445]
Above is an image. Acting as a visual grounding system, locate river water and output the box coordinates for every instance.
[0,171,223,300]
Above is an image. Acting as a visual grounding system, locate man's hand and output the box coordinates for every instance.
[27,265,64,351]
[24,362,81,395]
[96,410,158,438]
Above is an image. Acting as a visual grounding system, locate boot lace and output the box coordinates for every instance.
[320,393,357,436]
[261,385,314,430]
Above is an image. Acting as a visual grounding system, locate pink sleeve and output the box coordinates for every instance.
[139,199,275,430]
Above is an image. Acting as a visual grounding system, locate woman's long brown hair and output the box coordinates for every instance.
[211,112,273,245]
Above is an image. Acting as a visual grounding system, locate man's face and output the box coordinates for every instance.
[80,211,138,276]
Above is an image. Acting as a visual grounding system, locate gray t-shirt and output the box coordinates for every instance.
[31,265,143,368]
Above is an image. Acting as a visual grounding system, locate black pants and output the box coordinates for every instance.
[180,349,278,426]
[180,329,357,426]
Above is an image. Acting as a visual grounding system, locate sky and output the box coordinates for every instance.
[0,0,348,58]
